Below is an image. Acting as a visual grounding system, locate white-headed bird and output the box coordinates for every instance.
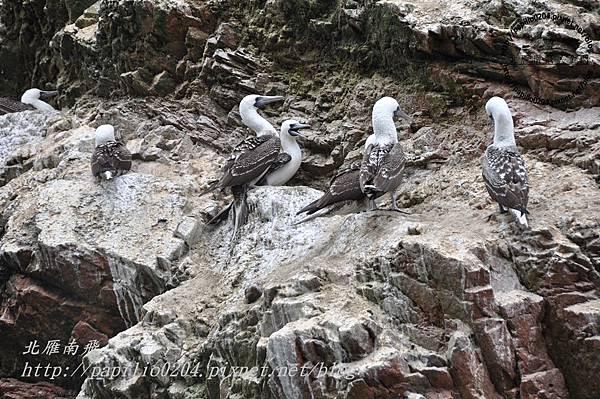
[91,124,132,180]
[360,97,410,211]
[482,97,529,227]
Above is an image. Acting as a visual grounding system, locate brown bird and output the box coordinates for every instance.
[297,163,365,216]
[202,94,285,236]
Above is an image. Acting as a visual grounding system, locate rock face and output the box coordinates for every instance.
[0,111,54,185]
[0,0,99,95]
[0,112,210,389]
[0,378,75,399]
[0,0,599,398]
[2,0,599,107]
[75,174,599,399]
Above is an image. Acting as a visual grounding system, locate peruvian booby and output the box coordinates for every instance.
[256,119,309,186]
[203,94,285,235]
[91,124,132,180]
[296,163,365,220]
[0,88,58,115]
[360,97,410,211]
[482,97,529,227]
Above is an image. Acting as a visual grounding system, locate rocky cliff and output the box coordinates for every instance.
[0,0,599,398]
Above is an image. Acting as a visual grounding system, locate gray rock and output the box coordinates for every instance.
[0,0,599,398]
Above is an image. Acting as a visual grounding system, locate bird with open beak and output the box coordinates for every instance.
[203,94,288,237]
[256,119,310,186]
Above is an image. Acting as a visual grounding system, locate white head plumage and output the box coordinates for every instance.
[369,97,410,146]
[21,88,58,112]
[239,94,284,136]
[95,124,116,147]
[485,96,515,147]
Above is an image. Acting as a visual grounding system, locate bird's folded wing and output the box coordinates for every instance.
[109,144,133,171]
[91,143,132,176]
[0,97,34,115]
[231,136,271,155]
[482,147,529,211]
[266,152,292,173]
[373,143,405,192]
[359,144,376,189]
[91,151,101,176]
[255,152,293,185]
[91,148,109,176]
[220,135,280,187]
[330,167,364,200]
[360,142,399,190]
[330,162,360,185]
[297,166,364,215]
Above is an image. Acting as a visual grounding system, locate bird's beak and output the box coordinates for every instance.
[255,95,285,108]
[394,107,411,121]
[39,90,59,99]
[289,123,310,137]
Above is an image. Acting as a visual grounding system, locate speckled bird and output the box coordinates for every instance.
[91,124,132,180]
[482,96,529,227]
[203,94,286,236]
[359,97,410,211]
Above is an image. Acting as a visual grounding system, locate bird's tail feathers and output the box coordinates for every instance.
[294,201,359,225]
[296,199,320,215]
[208,202,233,225]
[294,207,331,225]
[510,208,529,228]
[230,186,250,240]
[232,196,249,239]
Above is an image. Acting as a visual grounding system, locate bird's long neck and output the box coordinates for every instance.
[241,108,276,136]
[493,112,515,147]
[280,134,301,159]
[265,133,302,186]
[372,112,398,144]
[29,99,55,112]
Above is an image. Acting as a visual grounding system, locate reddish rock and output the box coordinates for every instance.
[418,367,454,390]
[473,318,517,395]
[447,331,502,399]
[346,379,375,399]
[0,378,75,399]
[510,314,555,374]
[509,227,600,399]
[495,290,557,375]
[70,321,109,348]
[520,369,568,399]
[0,275,121,387]
[545,297,600,398]
[339,321,375,360]
[464,286,496,319]
[373,358,408,389]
